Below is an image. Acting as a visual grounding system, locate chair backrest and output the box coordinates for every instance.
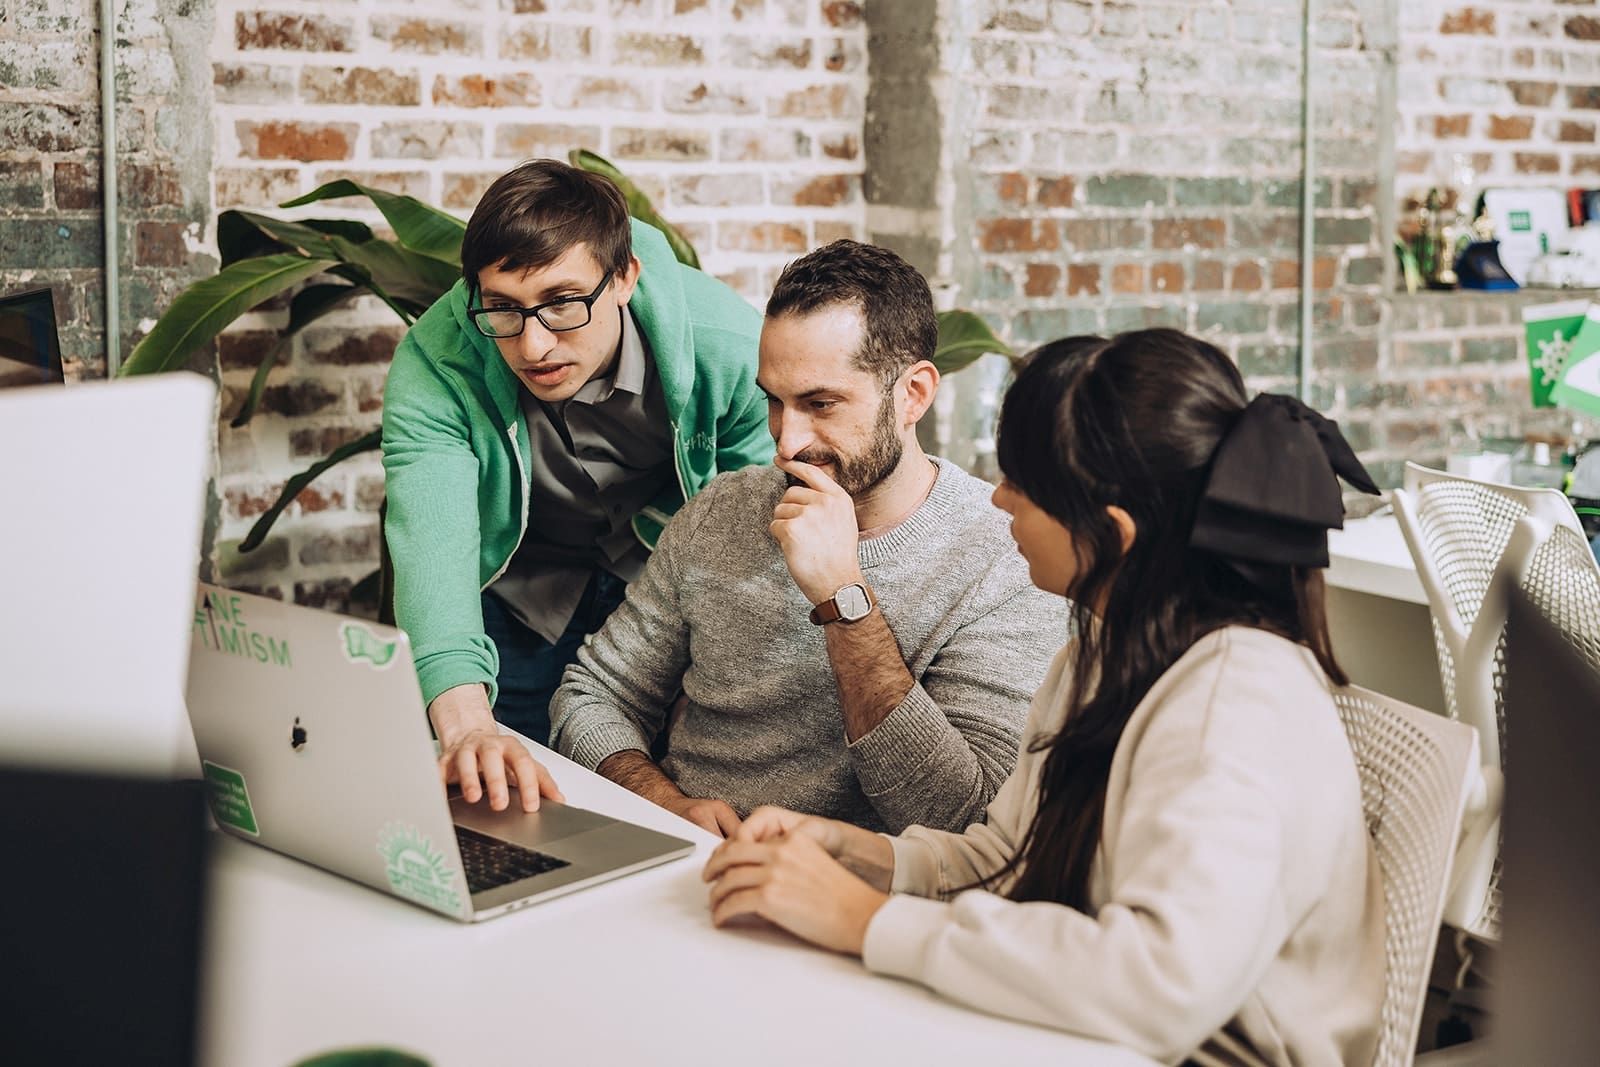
[1391,462,1599,939]
[1391,461,1584,762]
[1332,685,1480,1067]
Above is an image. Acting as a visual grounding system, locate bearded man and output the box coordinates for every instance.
[549,240,1067,837]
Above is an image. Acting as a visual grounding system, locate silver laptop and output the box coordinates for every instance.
[184,582,694,922]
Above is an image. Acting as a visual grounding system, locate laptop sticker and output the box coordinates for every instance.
[193,590,293,668]
[377,823,463,916]
[340,622,398,669]
[203,760,260,836]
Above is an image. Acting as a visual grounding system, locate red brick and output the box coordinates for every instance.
[289,426,378,461]
[611,127,711,161]
[1433,114,1471,138]
[1559,121,1597,144]
[721,128,811,161]
[1024,263,1061,297]
[355,474,387,512]
[295,484,347,514]
[215,167,300,208]
[53,162,99,210]
[355,377,386,414]
[502,25,592,62]
[300,67,419,106]
[1066,263,1101,296]
[557,76,652,111]
[779,174,856,207]
[226,482,287,521]
[718,222,807,253]
[135,222,188,267]
[1567,15,1600,40]
[814,221,857,245]
[993,172,1027,205]
[1440,8,1495,34]
[121,163,184,208]
[218,330,279,372]
[237,121,357,162]
[824,37,863,73]
[442,173,498,210]
[297,525,379,566]
[235,12,354,51]
[771,84,861,120]
[260,380,343,418]
[1488,115,1534,140]
[673,173,764,207]
[1153,218,1225,250]
[303,327,405,366]
[312,169,432,202]
[1508,80,1559,108]
[1036,177,1076,208]
[726,37,812,69]
[1193,260,1225,291]
[820,132,858,160]
[1111,264,1144,294]
[1515,152,1560,174]
[614,33,704,66]
[822,1,863,27]
[1062,218,1146,250]
[1151,262,1183,293]
[371,17,478,55]
[1315,257,1338,290]
[1573,155,1600,175]
[978,219,1059,253]
[1231,262,1264,291]
[495,124,602,159]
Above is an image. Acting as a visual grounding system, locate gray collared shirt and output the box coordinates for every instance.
[489,308,675,642]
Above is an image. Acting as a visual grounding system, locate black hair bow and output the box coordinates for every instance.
[1190,392,1380,571]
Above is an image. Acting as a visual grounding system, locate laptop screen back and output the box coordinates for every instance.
[0,375,215,777]
[0,287,66,388]
[1498,585,1600,1061]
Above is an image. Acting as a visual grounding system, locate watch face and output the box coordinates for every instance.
[837,583,871,621]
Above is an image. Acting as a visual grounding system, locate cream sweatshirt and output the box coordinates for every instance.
[864,627,1385,1067]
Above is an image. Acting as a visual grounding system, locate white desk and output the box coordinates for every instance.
[1326,514,1446,713]
[200,743,1160,1067]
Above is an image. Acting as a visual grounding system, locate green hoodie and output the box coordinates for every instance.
[382,219,772,706]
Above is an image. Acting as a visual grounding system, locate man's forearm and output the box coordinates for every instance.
[823,608,916,742]
[597,749,685,806]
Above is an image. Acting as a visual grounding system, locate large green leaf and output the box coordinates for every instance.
[569,148,701,270]
[119,255,340,376]
[231,283,361,428]
[281,181,465,265]
[932,310,1014,376]
[240,428,382,552]
[218,210,341,265]
[327,235,460,307]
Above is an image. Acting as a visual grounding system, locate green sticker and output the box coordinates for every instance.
[377,823,463,916]
[1509,210,1532,232]
[341,622,398,669]
[203,760,259,836]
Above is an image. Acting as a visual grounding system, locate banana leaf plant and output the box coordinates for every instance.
[117,149,1011,611]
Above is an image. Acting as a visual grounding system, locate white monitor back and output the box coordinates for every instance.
[0,374,215,777]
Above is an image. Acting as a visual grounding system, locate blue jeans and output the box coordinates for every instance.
[480,570,627,747]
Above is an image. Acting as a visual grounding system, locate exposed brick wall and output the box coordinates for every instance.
[943,0,1390,475]
[938,0,1597,488]
[1398,0,1600,200]
[205,0,869,607]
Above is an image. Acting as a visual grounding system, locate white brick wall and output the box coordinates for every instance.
[203,0,870,606]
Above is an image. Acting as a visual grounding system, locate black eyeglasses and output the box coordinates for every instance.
[468,270,614,338]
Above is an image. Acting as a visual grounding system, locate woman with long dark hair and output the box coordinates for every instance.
[703,328,1387,1066]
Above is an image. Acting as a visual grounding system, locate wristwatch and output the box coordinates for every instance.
[809,582,876,625]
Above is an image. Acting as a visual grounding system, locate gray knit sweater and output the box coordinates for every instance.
[549,458,1070,833]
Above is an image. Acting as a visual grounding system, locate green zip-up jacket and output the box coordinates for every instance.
[382,219,771,707]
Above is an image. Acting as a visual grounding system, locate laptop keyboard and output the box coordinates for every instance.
[455,826,570,894]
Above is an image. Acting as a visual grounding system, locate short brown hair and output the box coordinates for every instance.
[765,240,937,385]
[461,158,632,285]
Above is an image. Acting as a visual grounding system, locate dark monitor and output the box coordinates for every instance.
[1495,584,1600,1063]
[0,287,66,388]
[0,768,208,1066]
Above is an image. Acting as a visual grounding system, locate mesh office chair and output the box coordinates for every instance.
[1332,686,1481,1067]
[1391,460,1600,940]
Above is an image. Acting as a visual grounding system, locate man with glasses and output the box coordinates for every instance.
[382,159,770,812]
